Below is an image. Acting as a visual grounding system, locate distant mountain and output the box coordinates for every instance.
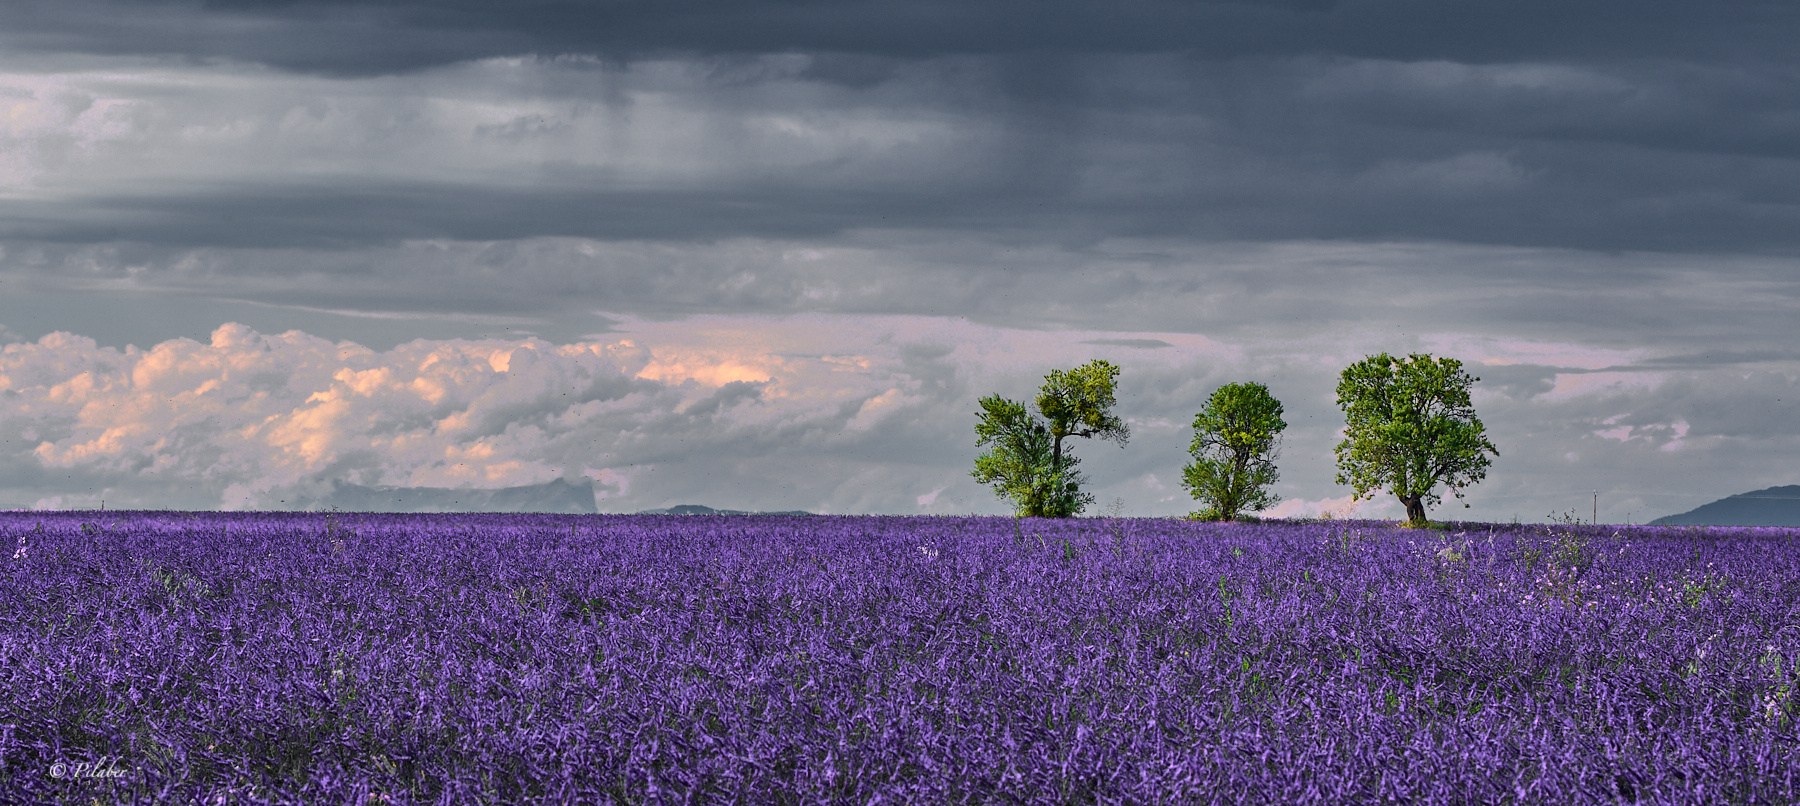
[1650,486,1800,526]
[637,504,814,516]
[293,479,598,514]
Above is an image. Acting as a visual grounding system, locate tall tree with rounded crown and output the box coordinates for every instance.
[1183,382,1286,521]
[973,359,1129,517]
[1334,353,1498,527]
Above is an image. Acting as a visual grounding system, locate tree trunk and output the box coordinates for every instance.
[1223,450,1246,521]
[1043,434,1066,518]
[1401,495,1428,526]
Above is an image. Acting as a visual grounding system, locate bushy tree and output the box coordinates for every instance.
[973,360,1129,517]
[1182,382,1285,521]
[971,396,1080,518]
[1334,353,1498,527]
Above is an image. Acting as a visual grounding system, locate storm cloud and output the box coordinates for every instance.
[0,0,1795,519]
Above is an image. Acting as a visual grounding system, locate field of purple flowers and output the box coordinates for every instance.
[3,511,1798,804]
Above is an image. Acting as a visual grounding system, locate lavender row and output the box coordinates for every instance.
[3,512,1797,804]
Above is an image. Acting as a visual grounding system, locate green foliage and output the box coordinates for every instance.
[1334,353,1498,527]
[1034,361,1130,448]
[972,395,1088,517]
[973,360,1129,517]
[1182,382,1286,521]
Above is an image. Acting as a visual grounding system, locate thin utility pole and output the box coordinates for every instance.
[1592,491,1597,526]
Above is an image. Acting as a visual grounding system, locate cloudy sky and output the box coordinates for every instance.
[0,0,1796,520]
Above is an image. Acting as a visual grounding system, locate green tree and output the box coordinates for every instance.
[971,396,1075,517]
[1182,382,1286,521]
[1334,353,1498,527]
[973,360,1129,517]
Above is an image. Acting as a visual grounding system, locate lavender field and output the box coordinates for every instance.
[3,512,1798,804]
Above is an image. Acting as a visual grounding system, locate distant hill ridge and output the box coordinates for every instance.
[1651,485,1800,526]
[637,504,815,516]
[280,485,815,516]
[292,479,598,514]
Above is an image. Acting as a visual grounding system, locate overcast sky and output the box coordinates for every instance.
[0,0,1796,520]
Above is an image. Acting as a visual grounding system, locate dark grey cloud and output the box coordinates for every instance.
[4,51,1797,258]
[1463,364,1560,402]
[6,237,1797,359]
[1643,350,1800,369]
[1,0,1797,520]
[6,1,1799,75]
[677,380,765,419]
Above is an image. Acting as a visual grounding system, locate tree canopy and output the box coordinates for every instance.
[1182,382,1285,521]
[973,360,1128,517]
[1334,353,1498,527]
